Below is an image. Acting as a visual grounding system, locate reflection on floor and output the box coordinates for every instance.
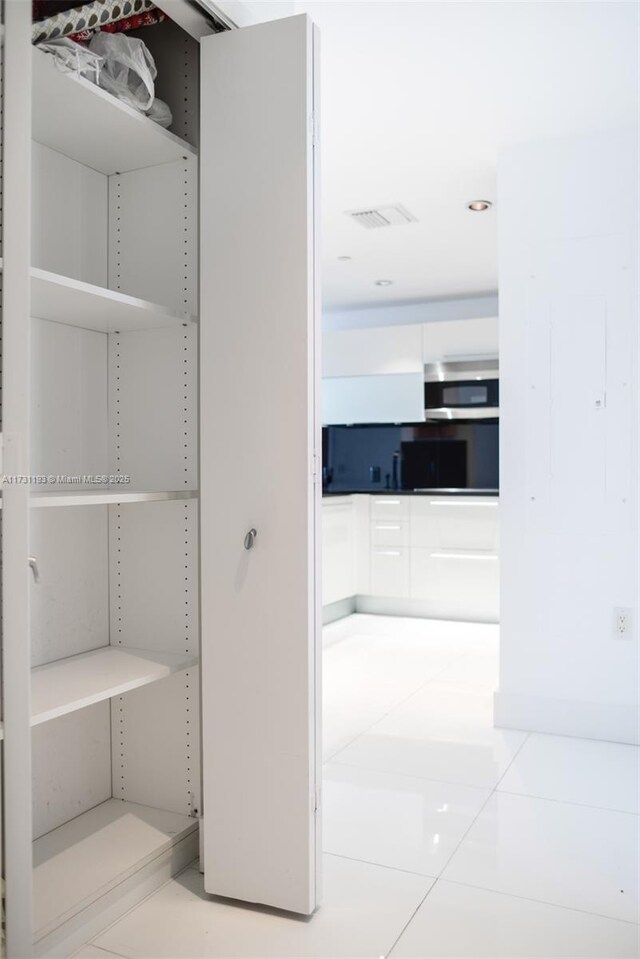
[76,615,639,958]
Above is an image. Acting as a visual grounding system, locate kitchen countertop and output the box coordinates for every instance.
[323,489,499,498]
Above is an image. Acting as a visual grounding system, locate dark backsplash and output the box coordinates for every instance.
[323,420,499,493]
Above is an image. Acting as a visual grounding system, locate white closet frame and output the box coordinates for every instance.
[1,2,320,956]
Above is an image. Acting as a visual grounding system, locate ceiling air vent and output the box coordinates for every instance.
[346,204,417,230]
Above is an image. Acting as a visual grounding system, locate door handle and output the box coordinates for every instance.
[28,556,40,583]
[244,528,257,550]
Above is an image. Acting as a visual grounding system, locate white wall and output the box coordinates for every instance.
[323,293,498,332]
[495,128,639,744]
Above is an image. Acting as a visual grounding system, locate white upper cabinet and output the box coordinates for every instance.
[422,316,498,361]
[321,319,499,424]
[323,323,424,424]
[323,324,423,377]
[323,372,424,425]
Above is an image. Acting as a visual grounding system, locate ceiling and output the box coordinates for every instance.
[285,0,639,310]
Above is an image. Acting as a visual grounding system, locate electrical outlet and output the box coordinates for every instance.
[613,607,634,640]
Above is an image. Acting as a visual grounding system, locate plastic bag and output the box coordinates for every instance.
[146,98,172,129]
[38,37,103,84]
[89,33,156,113]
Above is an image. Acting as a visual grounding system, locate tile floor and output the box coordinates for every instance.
[77,615,640,958]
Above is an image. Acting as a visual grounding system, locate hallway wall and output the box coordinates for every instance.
[495,128,639,743]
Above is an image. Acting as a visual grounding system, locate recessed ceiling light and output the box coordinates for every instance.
[467,200,492,212]
[337,255,352,261]
[374,279,393,286]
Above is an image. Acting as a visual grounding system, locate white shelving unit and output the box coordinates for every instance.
[3,9,205,955]
[32,45,197,175]
[1,262,196,333]
[31,267,196,334]
[31,646,199,726]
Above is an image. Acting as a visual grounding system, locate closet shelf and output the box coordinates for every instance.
[31,267,197,334]
[30,489,198,508]
[0,491,198,509]
[31,646,198,727]
[33,799,197,942]
[33,47,197,175]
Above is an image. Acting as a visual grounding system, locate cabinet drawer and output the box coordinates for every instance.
[371,497,410,522]
[411,498,499,551]
[371,519,409,547]
[371,547,410,598]
[410,548,499,620]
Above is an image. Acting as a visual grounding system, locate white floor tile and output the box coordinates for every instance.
[434,645,500,690]
[332,682,527,788]
[93,855,432,959]
[322,631,468,760]
[323,763,490,876]
[390,880,640,958]
[82,616,639,959]
[498,733,640,814]
[322,614,361,648]
[442,792,639,923]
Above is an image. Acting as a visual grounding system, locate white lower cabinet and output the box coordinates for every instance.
[322,493,500,622]
[371,546,410,598]
[411,497,500,551]
[409,495,500,621]
[370,496,410,523]
[410,548,499,621]
[322,499,356,605]
[371,519,409,548]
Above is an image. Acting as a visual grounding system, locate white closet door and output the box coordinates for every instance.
[200,15,320,914]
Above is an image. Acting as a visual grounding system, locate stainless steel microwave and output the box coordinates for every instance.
[424,358,499,420]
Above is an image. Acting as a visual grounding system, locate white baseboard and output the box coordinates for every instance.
[356,595,498,624]
[494,690,640,745]
[321,595,498,625]
[322,596,356,625]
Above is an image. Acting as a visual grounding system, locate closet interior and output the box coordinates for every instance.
[11,7,218,952]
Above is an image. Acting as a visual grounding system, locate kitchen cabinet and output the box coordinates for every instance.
[323,324,423,377]
[2,7,320,954]
[410,550,499,620]
[370,495,411,522]
[411,498,500,551]
[371,546,411,598]
[322,372,424,425]
[322,494,499,622]
[409,497,499,620]
[371,518,410,548]
[422,316,499,361]
[321,317,500,426]
[322,499,356,605]
[322,323,424,425]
